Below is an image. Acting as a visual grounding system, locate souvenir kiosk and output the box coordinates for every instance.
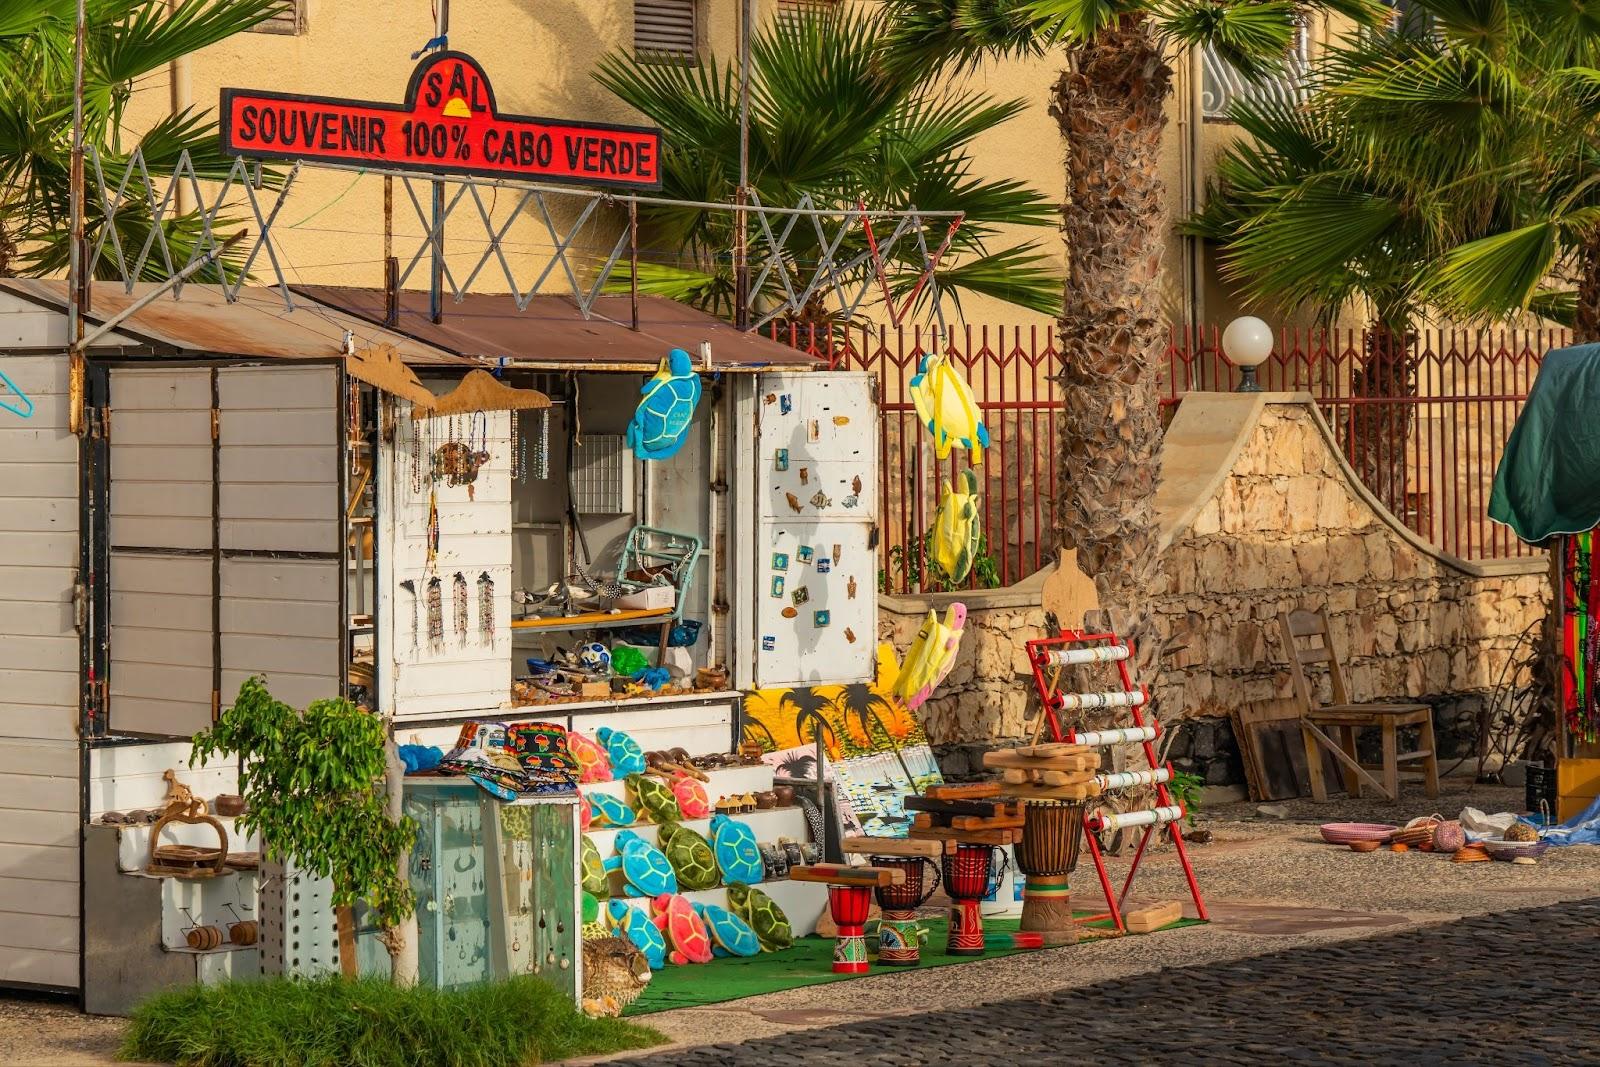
[1489,341,1600,820]
[0,280,877,1012]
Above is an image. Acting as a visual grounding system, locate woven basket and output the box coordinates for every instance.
[1388,814,1443,847]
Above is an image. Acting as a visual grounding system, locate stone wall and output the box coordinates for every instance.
[881,395,1548,787]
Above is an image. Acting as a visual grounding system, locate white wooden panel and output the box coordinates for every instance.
[0,842,75,882]
[90,741,237,816]
[0,876,76,915]
[0,635,77,673]
[110,552,213,738]
[0,739,76,778]
[220,556,339,712]
[753,372,877,687]
[109,444,211,483]
[0,912,77,953]
[0,771,76,812]
[0,460,77,498]
[112,409,211,446]
[385,402,512,720]
[0,427,77,463]
[0,669,76,706]
[112,367,210,408]
[0,806,75,848]
[0,948,76,989]
[0,703,76,741]
[217,365,338,554]
[0,497,75,533]
[0,565,76,604]
[110,367,212,554]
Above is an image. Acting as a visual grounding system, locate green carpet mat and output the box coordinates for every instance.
[625,914,1202,1015]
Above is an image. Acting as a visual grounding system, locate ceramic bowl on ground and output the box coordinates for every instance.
[1319,822,1399,846]
[1480,838,1550,861]
[1348,839,1382,853]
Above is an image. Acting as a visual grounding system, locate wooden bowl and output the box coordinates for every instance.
[1348,839,1382,853]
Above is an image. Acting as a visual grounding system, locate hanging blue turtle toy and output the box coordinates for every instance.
[627,348,701,461]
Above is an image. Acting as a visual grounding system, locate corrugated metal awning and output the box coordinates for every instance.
[0,279,478,367]
[294,287,820,374]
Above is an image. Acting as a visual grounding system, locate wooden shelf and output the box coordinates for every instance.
[510,607,672,632]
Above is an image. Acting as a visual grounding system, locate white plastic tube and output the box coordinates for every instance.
[1070,724,1158,747]
[1092,767,1172,792]
[1037,644,1130,666]
[1087,804,1184,832]
[1050,689,1147,712]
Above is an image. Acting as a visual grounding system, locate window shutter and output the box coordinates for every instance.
[778,0,836,16]
[635,0,696,58]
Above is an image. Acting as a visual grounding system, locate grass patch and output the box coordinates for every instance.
[121,975,666,1067]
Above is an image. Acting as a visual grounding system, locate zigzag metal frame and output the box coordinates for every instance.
[85,149,961,330]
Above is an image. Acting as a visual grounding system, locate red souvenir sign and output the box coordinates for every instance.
[220,51,661,189]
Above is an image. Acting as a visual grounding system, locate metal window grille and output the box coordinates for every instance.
[571,435,634,514]
[251,0,304,35]
[1201,24,1310,119]
[777,0,837,19]
[635,0,696,59]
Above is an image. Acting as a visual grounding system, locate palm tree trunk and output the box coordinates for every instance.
[1348,314,1415,524]
[1049,23,1171,678]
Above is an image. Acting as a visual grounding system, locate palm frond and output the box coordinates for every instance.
[1416,221,1558,319]
[1158,1,1299,79]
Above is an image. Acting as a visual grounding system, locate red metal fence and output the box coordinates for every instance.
[773,322,1557,594]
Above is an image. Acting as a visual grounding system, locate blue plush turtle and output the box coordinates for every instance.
[588,791,636,828]
[603,829,678,897]
[710,814,764,885]
[607,898,667,971]
[626,348,702,461]
[693,901,761,958]
[596,727,646,777]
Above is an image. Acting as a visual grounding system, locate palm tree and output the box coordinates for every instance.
[878,0,1384,672]
[0,0,286,279]
[778,686,842,759]
[594,6,1062,324]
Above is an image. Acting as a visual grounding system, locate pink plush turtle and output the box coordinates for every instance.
[577,789,593,832]
[567,731,612,783]
[651,893,713,965]
[669,770,712,819]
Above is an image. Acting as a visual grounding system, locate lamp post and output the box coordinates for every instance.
[1222,316,1273,393]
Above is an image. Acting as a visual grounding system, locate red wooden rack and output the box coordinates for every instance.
[1023,629,1209,933]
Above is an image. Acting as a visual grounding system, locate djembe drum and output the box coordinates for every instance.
[942,843,1007,957]
[869,855,940,966]
[827,884,873,973]
[1015,800,1084,946]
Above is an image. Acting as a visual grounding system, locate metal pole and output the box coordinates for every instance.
[68,0,87,340]
[429,0,449,324]
[733,0,751,330]
[628,199,640,331]
[384,175,399,326]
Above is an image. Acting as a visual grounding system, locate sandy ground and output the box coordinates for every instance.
[4,780,1593,1067]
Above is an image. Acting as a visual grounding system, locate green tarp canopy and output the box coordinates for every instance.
[1490,342,1600,545]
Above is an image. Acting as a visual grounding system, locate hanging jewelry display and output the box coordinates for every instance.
[477,571,495,645]
[509,409,523,482]
[426,577,444,652]
[453,571,469,645]
[409,410,430,496]
[399,578,418,654]
[531,408,551,480]
[426,489,440,568]
[347,381,362,476]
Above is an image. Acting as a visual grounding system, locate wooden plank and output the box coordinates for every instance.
[787,862,904,887]
[840,836,944,858]
[221,409,336,447]
[1011,743,1094,757]
[0,947,77,989]
[0,463,77,499]
[1125,900,1183,934]
[220,518,339,555]
[902,796,1007,818]
[0,705,78,741]
[218,365,335,411]
[984,749,1100,772]
[0,772,76,813]
[923,782,1002,800]
[0,806,75,848]
[0,497,75,534]
[0,876,76,916]
[0,669,76,707]
[0,842,75,882]
[0,634,76,673]
[0,566,77,604]
[950,814,1025,830]
[1000,767,1096,786]
[907,825,1021,845]
[0,740,76,778]
[113,366,210,408]
[220,445,339,483]
[998,782,1100,801]
[0,911,78,953]
[110,409,210,446]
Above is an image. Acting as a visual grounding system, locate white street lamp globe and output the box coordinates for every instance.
[1222,315,1273,392]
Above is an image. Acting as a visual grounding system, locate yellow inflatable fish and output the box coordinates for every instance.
[909,352,989,464]
[931,468,981,584]
[891,605,965,710]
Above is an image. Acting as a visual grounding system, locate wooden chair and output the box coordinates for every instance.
[1277,608,1439,802]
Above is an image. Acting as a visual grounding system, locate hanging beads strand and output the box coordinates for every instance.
[509,409,522,482]
[453,571,469,645]
[400,578,418,654]
[477,571,495,646]
[426,577,444,653]
[426,488,440,570]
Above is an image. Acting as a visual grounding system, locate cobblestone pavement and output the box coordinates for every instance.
[606,898,1600,1065]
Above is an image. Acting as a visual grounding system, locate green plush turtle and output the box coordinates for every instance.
[581,834,609,899]
[693,901,761,958]
[627,772,681,824]
[710,814,764,885]
[727,882,792,952]
[657,820,720,891]
[627,348,702,461]
[581,892,609,942]
[603,829,678,897]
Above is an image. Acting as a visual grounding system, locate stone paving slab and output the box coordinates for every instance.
[603,898,1600,1065]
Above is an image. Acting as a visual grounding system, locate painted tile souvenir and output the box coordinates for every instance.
[816,558,831,574]
[797,545,814,564]
[770,575,785,598]
[779,394,792,415]
[761,635,776,651]
[774,448,788,471]
[791,586,809,606]
[814,610,831,627]
[799,467,809,485]
[771,552,789,571]
[809,490,832,509]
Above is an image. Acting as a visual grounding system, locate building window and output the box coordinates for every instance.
[777,0,837,20]
[251,0,304,35]
[1201,24,1310,120]
[635,0,697,60]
